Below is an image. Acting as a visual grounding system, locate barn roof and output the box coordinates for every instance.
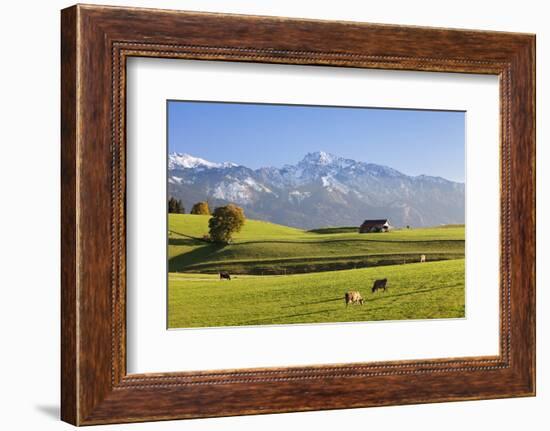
[360,219,389,228]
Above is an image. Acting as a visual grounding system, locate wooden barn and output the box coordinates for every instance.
[359,219,391,233]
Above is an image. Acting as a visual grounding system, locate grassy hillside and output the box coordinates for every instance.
[168,259,465,328]
[170,213,306,240]
[168,214,465,274]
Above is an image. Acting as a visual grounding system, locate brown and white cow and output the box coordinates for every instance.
[345,291,364,306]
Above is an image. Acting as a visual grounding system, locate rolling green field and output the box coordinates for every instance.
[168,259,465,328]
[169,214,464,274]
[168,214,465,328]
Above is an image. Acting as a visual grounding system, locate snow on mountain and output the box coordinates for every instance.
[167,150,465,229]
[288,190,311,202]
[290,151,404,184]
[212,180,252,204]
[243,177,273,194]
[211,176,274,205]
[300,150,340,166]
[168,176,183,184]
[168,153,237,170]
[320,174,350,194]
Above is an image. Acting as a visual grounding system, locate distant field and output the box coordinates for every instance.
[168,214,465,275]
[307,226,359,234]
[168,259,465,328]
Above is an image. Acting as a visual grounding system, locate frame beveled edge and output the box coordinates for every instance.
[61,4,535,425]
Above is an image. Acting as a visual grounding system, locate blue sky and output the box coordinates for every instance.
[168,100,465,182]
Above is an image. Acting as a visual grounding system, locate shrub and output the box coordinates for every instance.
[190,201,210,215]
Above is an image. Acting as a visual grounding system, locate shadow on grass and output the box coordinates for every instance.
[366,284,456,303]
[280,297,342,308]
[231,238,464,246]
[243,308,338,325]
[168,229,210,243]
[169,242,227,271]
[259,286,460,324]
[169,237,205,247]
[241,305,390,326]
[173,250,465,275]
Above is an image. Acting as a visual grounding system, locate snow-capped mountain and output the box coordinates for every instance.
[168,153,238,170]
[168,151,465,229]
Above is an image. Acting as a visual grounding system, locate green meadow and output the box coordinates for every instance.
[168,214,465,328]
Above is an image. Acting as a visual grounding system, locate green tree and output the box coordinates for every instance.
[168,197,176,213]
[208,204,245,243]
[190,201,210,215]
[168,197,184,214]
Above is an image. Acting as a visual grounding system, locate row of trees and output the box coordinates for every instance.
[168,197,184,214]
[168,198,212,215]
[168,197,245,243]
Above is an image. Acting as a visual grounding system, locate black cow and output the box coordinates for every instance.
[219,272,231,280]
[372,278,388,293]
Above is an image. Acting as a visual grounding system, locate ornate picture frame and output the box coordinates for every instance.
[61,4,535,425]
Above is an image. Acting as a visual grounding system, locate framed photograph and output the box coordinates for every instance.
[61,4,536,425]
[164,101,467,330]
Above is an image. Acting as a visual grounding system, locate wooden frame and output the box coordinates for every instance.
[61,4,535,425]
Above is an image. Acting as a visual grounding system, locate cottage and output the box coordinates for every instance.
[359,219,390,233]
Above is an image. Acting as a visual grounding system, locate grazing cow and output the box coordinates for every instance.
[219,271,231,280]
[345,291,364,306]
[372,278,388,293]
[420,254,426,263]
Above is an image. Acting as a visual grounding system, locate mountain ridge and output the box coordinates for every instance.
[168,151,465,229]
